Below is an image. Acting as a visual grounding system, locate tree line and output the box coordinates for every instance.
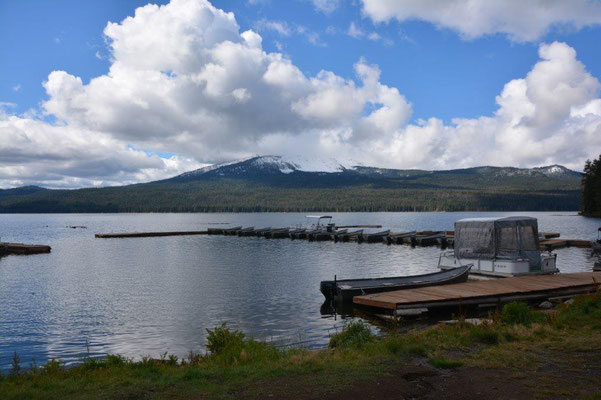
[581,154,601,217]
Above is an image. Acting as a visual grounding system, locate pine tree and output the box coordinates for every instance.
[581,155,601,216]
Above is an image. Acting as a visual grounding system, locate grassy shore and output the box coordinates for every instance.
[2,293,601,399]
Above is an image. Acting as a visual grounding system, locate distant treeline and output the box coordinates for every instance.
[581,154,601,217]
[0,180,580,213]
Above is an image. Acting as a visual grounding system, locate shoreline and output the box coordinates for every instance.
[2,293,600,399]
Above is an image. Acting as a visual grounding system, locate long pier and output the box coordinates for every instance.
[353,272,601,313]
[93,227,593,250]
[0,242,51,255]
[95,231,209,238]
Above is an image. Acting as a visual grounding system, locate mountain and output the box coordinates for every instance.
[164,155,580,191]
[0,156,583,213]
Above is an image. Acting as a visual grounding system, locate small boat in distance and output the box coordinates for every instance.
[237,227,255,236]
[320,265,471,303]
[412,231,446,247]
[222,226,242,235]
[386,231,417,245]
[358,230,390,243]
[333,229,363,242]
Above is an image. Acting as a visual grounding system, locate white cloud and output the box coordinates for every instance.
[382,42,601,171]
[255,19,292,36]
[312,0,339,14]
[347,22,364,38]
[2,0,601,189]
[12,84,21,92]
[254,18,325,46]
[347,22,392,44]
[0,114,201,188]
[361,0,601,42]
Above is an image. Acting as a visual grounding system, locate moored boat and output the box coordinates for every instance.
[222,226,242,235]
[289,228,307,239]
[267,228,291,239]
[358,230,390,243]
[334,229,363,242]
[320,265,472,303]
[439,217,558,277]
[237,227,255,236]
[253,227,272,237]
[412,232,446,247]
[386,231,417,245]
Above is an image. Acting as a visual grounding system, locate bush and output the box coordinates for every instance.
[501,302,546,326]
[206,323,245,355]
[329,321,374,349]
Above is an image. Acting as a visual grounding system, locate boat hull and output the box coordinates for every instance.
[320,265,471,303]
[438,251,558,277]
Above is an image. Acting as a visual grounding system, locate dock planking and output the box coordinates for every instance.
[540,239,592,250]
[95,231,209,238]
[353,272,601,312]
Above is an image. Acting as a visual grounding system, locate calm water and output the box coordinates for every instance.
[1,212,599,369]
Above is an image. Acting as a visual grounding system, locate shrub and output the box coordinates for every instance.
[501,302,546,326]
[329,321,374,349]
[206,323,245,355]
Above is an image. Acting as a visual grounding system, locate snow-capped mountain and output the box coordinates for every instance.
[175,155,360,179]
[168,155,581,187]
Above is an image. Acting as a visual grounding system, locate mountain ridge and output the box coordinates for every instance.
[0,156,582,213]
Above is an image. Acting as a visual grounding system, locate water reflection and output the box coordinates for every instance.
[0,212,599,369]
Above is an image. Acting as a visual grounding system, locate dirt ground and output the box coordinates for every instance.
[240,350,601,400]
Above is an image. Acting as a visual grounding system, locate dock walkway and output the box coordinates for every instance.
[353,272,601,312]
[95,231,208,238]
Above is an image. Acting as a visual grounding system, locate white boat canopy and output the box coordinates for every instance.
[454,216,541,268]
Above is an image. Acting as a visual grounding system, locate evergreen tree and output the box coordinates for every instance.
[581,155,601,216]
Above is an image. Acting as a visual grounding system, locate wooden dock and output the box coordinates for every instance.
[93,228,588,252]
[95,231,209,238]
[1,242,51,255]
[353,272,601,312]
[540,239,591,250]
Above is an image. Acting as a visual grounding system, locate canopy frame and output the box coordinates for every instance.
[454,217,541,269]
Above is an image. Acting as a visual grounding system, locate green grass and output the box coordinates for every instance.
[428,357,464,369]
[2,293,601,399]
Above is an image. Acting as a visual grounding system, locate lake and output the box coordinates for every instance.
[0,212,599,370]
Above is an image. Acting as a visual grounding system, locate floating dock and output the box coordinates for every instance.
[353,272,601,313]
[540,239,592,250]
[95,231,209,238]
[93,228,590,251]
[1,242,51,255]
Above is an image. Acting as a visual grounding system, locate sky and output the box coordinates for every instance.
[1,0,601,188]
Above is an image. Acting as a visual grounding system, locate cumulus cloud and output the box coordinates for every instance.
[0,114,202,188]
[383,42,601,170]
[361,0,601,42]
[1,0,601,189]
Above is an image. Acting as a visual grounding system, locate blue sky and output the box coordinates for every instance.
[3,0,601,122]
[1,0,601,187]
